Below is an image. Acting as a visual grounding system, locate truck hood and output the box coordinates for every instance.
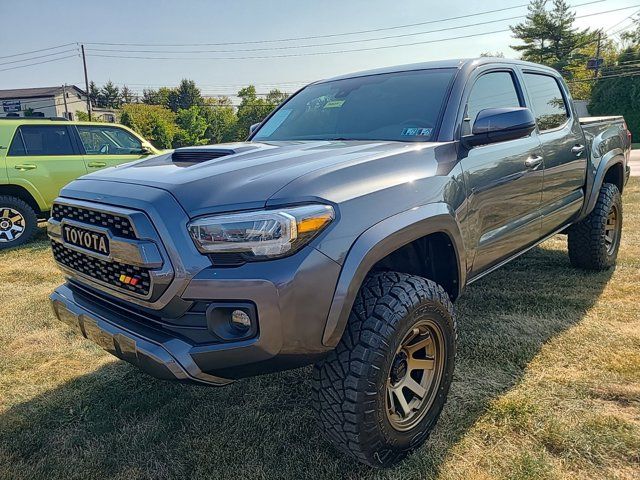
[78,140,445,216]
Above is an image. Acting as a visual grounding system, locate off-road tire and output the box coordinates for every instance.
[568,183,622,270]
[0,195,38,250]
[312,272,456,467]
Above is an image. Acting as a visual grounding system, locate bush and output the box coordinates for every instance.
[119,104,177,149]
[589,48,640,140]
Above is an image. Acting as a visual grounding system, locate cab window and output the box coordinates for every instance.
[464,71,522,135]
[7,125,75,156]
[76,126,143,155]
[523,73,569,131]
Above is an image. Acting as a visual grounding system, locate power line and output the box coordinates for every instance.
[0,49,78,67]
[568,69,640,83]
[85,14,542,55]
[0,55,78,72]
[604,9,640,34]
[83,0,604,48]
[85,1,615,56]
[84,4,640,62]
[82,3,535,47]
[0,42,77,60]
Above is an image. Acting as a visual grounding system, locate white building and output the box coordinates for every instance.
[0,85,115,121]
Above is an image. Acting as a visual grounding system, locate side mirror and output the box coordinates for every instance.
[249,122,260,135]
[462,107,536,148]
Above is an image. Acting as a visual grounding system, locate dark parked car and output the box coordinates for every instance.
[48,58,630,467]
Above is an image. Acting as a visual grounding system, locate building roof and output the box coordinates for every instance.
[0,85,86,100]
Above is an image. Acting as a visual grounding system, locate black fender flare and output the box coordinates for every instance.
[321,202,466,347]
[579,149,625,220]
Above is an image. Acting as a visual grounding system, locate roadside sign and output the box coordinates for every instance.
[2,100,21,112]
[586,58,604,70]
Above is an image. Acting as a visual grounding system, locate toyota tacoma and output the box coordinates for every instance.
[48,58,630,467]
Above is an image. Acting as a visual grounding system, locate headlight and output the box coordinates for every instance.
[188,204,335,259]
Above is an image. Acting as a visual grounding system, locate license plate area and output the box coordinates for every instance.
[62,224,110,256]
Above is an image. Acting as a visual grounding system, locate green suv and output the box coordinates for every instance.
[0,118,159,249]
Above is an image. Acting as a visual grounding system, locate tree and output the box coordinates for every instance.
[480,51,505,58]
[620,15,640,46]
[167,79,203,112]
[142,87,173,106]
[100,81,120,108]
[173,106,209,147]
[202,97,238,144]
[510,0,553,63]
[119,103,177,149]
[88,81,101,107]
[511,0,595,74]
[120,85,135,104]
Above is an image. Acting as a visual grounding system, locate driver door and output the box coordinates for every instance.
[458,69,544,276]
[74,125,148,171]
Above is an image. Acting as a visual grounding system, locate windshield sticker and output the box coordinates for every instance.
[257,109,292,137]
[401,127,432,137]
[323,100,345,109]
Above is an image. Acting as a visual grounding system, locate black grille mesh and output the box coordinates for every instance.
[52,204,136,239]
[52,242,151,296]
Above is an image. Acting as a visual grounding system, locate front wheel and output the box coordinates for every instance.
[0,196,38,250]
[568,183,622,270]
[312,272,456,467]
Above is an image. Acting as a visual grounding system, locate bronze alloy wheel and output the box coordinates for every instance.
[0,207,26,243]
[385,318,445,431]
[604,203,621,255]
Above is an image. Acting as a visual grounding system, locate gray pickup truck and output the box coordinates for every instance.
[48,58,630,467]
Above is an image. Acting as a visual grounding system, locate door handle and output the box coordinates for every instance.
[571,144,585,157]
[524,155,543,169]
[87,161,107,168]
[14,164,37,171]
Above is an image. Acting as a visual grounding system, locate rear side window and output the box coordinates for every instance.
[8,125,75,156]
[465,71,522,131]
[8,130,26,155]
[76,126,143,155]
[523,73,569,131]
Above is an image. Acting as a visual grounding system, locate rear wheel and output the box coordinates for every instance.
[0,196,37,250]
[312,272,456,467]
[568,183,622,270]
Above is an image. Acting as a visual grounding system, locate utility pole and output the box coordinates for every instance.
[61,84,69,119]
[594,31,602,78]
[81,44,92,120]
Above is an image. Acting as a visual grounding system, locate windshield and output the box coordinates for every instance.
[253,68,455,143]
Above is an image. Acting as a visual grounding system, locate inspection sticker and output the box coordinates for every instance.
[323,100,345,109]
[401,127,433,137]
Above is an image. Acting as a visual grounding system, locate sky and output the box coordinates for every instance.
[0,0,637,99]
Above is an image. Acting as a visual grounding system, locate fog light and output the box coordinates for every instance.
[231,309,251,330]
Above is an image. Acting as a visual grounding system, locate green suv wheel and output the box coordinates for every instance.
[0,196,38,250]
[313,272,456,467]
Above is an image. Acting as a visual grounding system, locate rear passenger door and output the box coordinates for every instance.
[521,71,587,236]
[6,124,87,210]
[458,68,545,275]
[74,125,147,171]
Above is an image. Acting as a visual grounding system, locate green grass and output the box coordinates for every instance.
[1,181,639,480]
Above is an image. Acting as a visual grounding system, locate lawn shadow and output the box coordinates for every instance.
[0,243,614,480]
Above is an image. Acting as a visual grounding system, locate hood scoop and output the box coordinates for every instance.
[172,145,261,164]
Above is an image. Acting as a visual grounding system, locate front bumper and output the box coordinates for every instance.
[50,244,342,384]
[51,284,233,385]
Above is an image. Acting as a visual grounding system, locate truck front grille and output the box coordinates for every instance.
[51,204,136,239]
[52,242,151,296]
